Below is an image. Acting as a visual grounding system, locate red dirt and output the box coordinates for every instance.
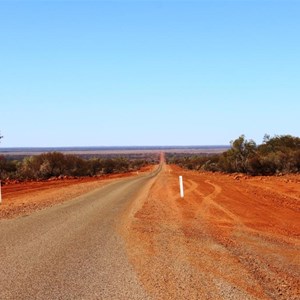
[2,160,299,299]
[122,164,300,299]
[0,166,153,219]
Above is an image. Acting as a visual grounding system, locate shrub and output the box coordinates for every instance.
[167,134,300,176]
[0,156,18,180]
[0,152,154,181]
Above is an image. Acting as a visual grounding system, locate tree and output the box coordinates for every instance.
[224,135,257,173]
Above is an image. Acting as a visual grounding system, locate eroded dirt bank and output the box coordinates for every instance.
[121,165,300,300]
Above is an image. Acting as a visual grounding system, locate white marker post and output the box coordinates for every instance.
[179,176,184,198]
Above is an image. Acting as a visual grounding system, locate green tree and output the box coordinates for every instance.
[221,135,257,173]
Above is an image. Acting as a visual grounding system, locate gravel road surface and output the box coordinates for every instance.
[0,169,160,299]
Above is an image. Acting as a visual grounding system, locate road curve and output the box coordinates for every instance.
[0,167,161,300]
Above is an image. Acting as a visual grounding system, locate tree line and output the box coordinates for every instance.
[166,134,300,175]
[0,152,158,181]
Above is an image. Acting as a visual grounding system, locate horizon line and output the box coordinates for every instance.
[0,145,230,149]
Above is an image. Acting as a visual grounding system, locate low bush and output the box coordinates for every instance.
[0,152,157,181]
[166,134,300,176]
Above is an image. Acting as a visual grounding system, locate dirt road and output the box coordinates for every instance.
[122,164,300,299]
[1,162,299,299]
[0,168,160,299]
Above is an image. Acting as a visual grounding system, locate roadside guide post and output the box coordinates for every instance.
[179,176,184,198]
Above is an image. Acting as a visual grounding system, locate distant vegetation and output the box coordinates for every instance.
[0,152,159,181]
[166,134,300,176]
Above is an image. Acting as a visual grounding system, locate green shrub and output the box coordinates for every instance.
[167,134,300,176]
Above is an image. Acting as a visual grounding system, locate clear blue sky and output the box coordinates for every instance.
[0,0,299,147]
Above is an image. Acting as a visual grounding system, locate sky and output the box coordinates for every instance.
[0,0,299,147]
